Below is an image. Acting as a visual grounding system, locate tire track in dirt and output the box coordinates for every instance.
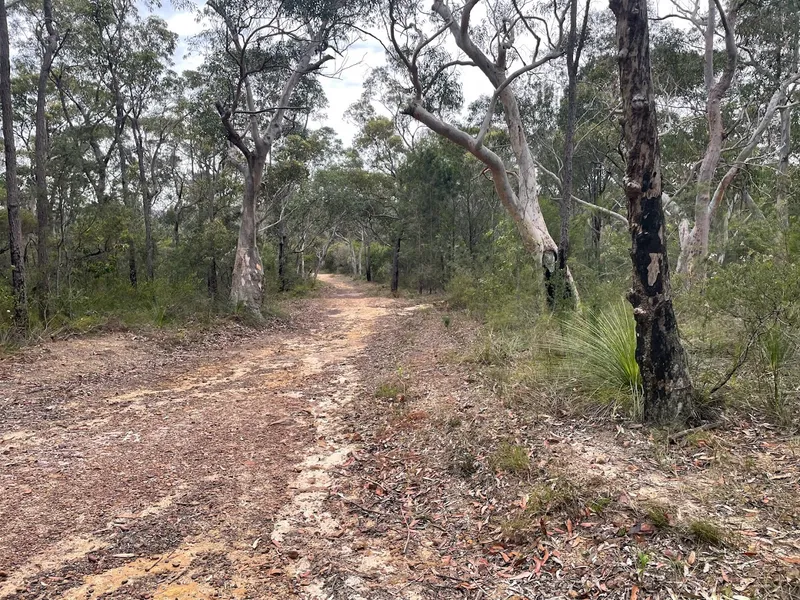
[0,275,401,599]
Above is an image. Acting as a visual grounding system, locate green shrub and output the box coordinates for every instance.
[644,501,672,529]
[525,478,583,515]
[703,257,800,424]
[467,330,524,366]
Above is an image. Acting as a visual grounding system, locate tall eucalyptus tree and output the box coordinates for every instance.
[0,0,26,329]
[205,0,368,313]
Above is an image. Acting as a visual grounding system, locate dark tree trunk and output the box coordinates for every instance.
[278,217,287,292]
[390,233,401,296]
[128,249,137,287]
[558,0,581,306]
[206,171,216,299]
[611,0,695,425]
[34,0,57,320]
[208,257,218,300]
[589,213,602,261]
[132,118,154,280]
[364,234,372,282]
[0,0,27,330]
[466,195,475,258]
[587,163,606,262]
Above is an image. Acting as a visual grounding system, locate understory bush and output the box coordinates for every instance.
[450,250,800,427]
[699,256,800,425]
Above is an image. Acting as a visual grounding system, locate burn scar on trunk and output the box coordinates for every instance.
[648,253,660,286]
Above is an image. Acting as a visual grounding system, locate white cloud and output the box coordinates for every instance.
[166,10,207,38]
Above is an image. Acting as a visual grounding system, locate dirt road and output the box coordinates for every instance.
[0,275,400,599]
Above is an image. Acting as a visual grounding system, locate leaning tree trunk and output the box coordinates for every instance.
[230,158,266,311]
[416,0,579,303]
[612,0,695,425]
[0,0,27,331]
[364,231,372,282]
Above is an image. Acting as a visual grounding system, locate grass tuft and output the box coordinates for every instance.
[645,501,672,529]
[374,381,403,399]
[525,478,583,515]
[490,442,530,474]
[687,519,729,547]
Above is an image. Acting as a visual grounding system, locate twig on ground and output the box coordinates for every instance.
[669,422,721,443]
[146,548,177,572]
[162,567,188,585]
[402,509,412,555]
[339,496,386,516]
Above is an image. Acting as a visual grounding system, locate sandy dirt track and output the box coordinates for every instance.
[0,274,398,599]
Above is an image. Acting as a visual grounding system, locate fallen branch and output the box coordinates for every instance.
[402,510,412,555]
[668,422,721,443]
